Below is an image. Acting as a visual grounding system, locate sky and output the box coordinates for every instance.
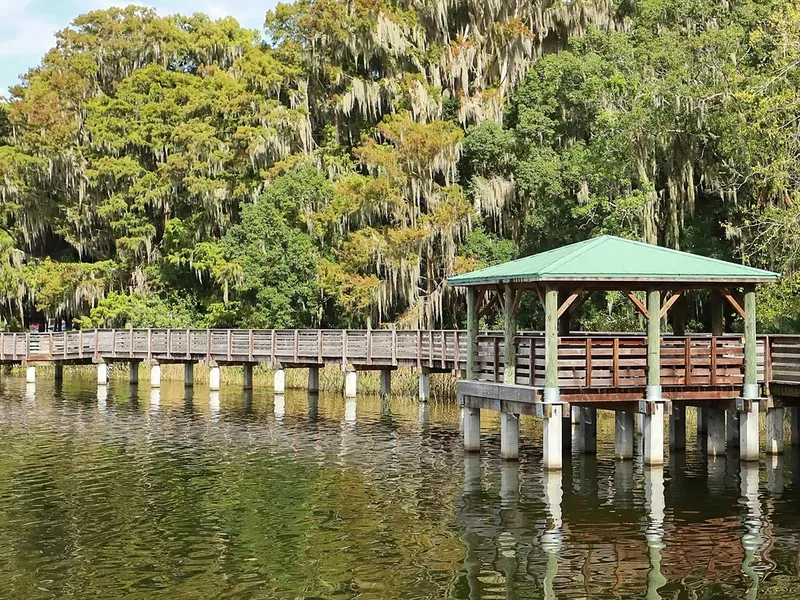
[0,0,278,96]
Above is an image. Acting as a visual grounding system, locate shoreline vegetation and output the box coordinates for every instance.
[0,0,799,338]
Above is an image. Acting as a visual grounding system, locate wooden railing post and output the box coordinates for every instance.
[493,337,500,382]
[684,337,692,385]
[417,330,422,370]
[612,338,620,387]
[585,338,592,387]
[453,331,460,370]
[294,329,299,362]
[710,336,717,385]
[227,329,232,361]
[391,329,397,367]
[764,336,772,383]
[248,329,254,362]
[342,330,348,368]
[317,329,323,364]
[367,329,372,365]
[111,328,117,359]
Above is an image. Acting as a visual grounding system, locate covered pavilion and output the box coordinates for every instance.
[448,235,779,469]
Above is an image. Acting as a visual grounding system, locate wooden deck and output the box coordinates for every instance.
[5,329,800,400]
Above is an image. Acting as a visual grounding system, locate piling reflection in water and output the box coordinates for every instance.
[0,381,799,599]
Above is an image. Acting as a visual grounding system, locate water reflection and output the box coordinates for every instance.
[96,385,108,409]
[273,393,285,420]
[0,383,799,600]
[209,390,220,420]
[740,463,763,600]
[344,398,357,424]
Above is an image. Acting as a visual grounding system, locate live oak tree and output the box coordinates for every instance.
[0,0,799,332]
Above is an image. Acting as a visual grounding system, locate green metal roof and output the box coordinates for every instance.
[448,235,779,287]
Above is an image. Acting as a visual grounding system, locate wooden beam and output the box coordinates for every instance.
[569,291,592,315]
[477,292,500,320]
[623,290,650,319]
[533,284,545,309]
[557,290,582,318]
[659,291,683,319]
[510,289,524,316]
[723,289,745,319]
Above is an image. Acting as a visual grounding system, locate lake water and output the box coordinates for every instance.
[0,376,798,599]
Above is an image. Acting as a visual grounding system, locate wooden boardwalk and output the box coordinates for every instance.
[5,329,800,400]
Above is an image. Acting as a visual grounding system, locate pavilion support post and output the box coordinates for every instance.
[463,287,480,452]
[740,286,760,462]
[669,405,686,451]
[273,368,286,394]
[309,366,320,393]
[643,288,664,466]
[466,288,478,380]
[711,289,725,336]
[503,284,517,385]
[26,365,36,384]
[544,286,560,403]
[766,407,785,455]
[579,407,597,454]
[615,411,634,460]
[54,363,63,382]
[500,284,520,460]
[543,286,562,470]
[707,408,726,456]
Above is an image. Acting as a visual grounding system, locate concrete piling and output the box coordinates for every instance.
[150,363,161,388]
[274,368,286,394]
[500,413,520,461]
[615,411,634,460]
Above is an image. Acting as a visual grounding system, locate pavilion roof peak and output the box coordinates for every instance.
[448,235,779,287]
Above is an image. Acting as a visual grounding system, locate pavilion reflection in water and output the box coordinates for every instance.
[456,452,800,599]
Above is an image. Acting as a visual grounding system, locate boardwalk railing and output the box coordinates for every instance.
[0,329,785,391]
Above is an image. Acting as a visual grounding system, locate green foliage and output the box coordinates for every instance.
[80,291,201,328]
[0,0,799,331]
[220,169,324,327]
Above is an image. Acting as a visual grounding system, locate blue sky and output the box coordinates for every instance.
[0,0,278,97]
